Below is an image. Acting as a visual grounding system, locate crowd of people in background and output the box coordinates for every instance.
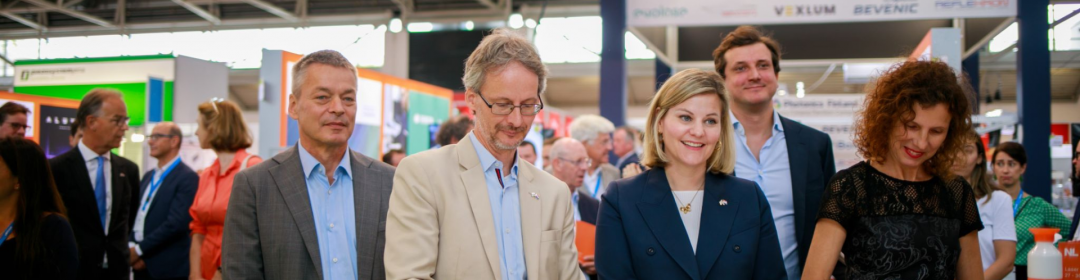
[0,24,1077,280]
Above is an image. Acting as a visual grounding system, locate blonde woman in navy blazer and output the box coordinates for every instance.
[595,69,785,280]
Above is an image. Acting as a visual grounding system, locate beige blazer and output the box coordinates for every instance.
[385,133,583,280]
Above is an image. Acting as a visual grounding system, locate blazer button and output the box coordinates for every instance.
[733,245,742,253]
[646,248,655,256]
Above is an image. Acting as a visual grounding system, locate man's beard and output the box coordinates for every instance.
[476,117,527,151]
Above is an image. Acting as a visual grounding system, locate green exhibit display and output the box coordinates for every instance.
[13,54,229,127]
[406,90,451,155]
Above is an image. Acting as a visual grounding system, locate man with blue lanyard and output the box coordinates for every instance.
[568,115,618,200]
[129,122,199,280]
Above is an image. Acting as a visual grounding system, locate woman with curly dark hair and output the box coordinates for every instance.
[0,137,79,280]
[802,60,984,280]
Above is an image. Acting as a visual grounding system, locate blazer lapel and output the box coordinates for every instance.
[351,151,382,279]
[66,150,104,235]
[141,170,155,195]
[109,154,127,234]
[268,148,324,278]
[695,173,739,278]
[518,164,541,280]
[456,138,502,278]
[636,169,700,280]
[781,117,809,246]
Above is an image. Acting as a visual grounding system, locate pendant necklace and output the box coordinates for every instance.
[672,184,704,214]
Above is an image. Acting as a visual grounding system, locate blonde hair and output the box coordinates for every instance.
[641,69,736,174]
[197,100,252,151]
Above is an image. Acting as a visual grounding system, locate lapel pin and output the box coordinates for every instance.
[120,173,126,178]
[719,199,728,206]
[530,192,540,200]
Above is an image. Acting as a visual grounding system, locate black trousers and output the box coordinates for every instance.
[1015,265,1027,280]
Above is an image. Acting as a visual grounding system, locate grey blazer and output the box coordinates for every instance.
[221,147,395,280]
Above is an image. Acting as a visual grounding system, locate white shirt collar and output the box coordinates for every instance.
[730,109,785,136]
[154,156,181,174]
[78,139,110,162]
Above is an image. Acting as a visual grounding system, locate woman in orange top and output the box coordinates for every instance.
[188,99,261,280]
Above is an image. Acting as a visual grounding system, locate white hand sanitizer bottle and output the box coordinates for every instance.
[1029,228,1063,280]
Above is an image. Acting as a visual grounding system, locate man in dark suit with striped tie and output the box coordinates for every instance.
[51,89,141,280]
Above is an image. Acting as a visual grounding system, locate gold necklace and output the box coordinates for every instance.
[672,187,703,214]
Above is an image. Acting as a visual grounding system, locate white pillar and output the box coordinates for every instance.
[381,31,409,78]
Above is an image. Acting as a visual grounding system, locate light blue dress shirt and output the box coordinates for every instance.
[298,143,358,280]
[572,191,581,222]
[731,111,800,280]
[468,134,528,280]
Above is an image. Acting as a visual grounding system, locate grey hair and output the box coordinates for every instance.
[74,88,123,130]
[462,28,548,95]
[569,115,615,144]
[291,50,358,99]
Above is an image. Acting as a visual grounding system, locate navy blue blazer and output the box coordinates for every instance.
[132,160,199,279]
[1070,202,1080,240]
[578,193,600,225]
[595,168,786,280]
[778,116,836,268]
[51,148,141,280]
[617,153,641,177]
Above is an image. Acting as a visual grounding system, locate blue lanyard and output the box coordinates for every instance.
[142,159,181,211]
[1013,189,1024,218]
[592,173,603,198]
[0,222,13,247]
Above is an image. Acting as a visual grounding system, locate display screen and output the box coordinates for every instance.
[38,105,78,158]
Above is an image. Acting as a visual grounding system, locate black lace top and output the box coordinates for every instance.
[818,161,983,280]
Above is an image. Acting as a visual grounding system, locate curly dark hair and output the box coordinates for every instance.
[853,60,972,178]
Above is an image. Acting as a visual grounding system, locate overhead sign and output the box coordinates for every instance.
[13,56,177,127]
[774,94,866,169]
[627,0,1016,27]
[15,58,175,87]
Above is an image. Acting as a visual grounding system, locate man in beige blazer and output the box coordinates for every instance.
[385,28,582,280]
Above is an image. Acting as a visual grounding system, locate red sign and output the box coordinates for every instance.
[1053,123,1070,143]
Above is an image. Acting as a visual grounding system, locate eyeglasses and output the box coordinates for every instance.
[5,122,29,130]
[208,97,225,113]
[557,157,591,168]
[148,133,178,140]
[476,91,542,116]
[108,116,130,127]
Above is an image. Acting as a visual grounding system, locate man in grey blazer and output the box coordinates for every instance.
[222,50,395,280]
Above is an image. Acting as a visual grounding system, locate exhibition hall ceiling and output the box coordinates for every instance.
[0,0,594,38]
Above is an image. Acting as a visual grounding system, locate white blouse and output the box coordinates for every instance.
[977,190,1017,270]
[672,190,705,253]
